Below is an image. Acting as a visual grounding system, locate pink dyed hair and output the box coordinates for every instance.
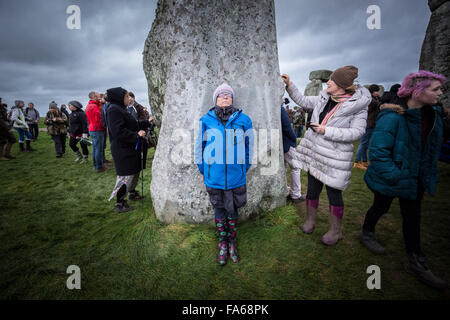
[398,70,446,99]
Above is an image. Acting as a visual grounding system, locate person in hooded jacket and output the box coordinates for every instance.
[68,100,89,163]
[10,100,36,152]
[360,70,447,290]
[106,87,154,213]
[45,102,68,157]
[195,83,253,266]
[282,66,371,246]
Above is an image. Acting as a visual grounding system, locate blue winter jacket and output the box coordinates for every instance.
[195,107,253,190]
[281,106,297,153]
[364,103,443,200]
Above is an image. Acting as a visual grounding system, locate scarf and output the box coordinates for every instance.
[214,105,237,125]
[321,94,352,126]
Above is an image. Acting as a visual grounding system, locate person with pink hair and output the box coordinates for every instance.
[360,70,447,290]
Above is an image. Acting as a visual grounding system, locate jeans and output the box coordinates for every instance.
[89,131,105,170]
[28,123,39,139]
[51,134,66,155]
[284,147,302,199]
[14,128,33,143]
[363,188,424,255]
[294,126,303,138]
[355,128,374,162]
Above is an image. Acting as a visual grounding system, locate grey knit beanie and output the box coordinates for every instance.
[49,101,58,109]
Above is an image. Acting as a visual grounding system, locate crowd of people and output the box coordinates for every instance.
[1,66,449,290]
[195,67,449,291]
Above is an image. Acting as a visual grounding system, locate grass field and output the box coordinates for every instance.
[1,125,449,300]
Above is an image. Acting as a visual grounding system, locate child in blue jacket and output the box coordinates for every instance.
[195,83,253,266]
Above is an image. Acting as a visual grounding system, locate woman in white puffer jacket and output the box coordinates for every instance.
[281,66,371,246]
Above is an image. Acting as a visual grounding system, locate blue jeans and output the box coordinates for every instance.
[15,128,33,143]
[355,128,374,162]
[89,131,105,170]
[295,126,303,138]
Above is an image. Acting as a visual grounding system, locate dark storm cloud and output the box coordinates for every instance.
[0,0,431,115]
[275,0,431,93]
[0,0,157,114]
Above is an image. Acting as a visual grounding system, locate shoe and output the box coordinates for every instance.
[353,161,366,170]
[80,155,88,164]
[3,143,15,159]
[0,156,10,161]
[301,199,318,234]
[129,190,144,201]
[215,219,228,266]
[322,205,344,246]
[404,253,448,290]
[96,167,108,173]
[359,229,386,254]
[19,143,25,152]
[114,200,134,213]
[74,151,83,162]
[56,153,63,158]
[289,194,306,204]
[104,159,112,164]
[227,218,240,263]
[25,140,35,152]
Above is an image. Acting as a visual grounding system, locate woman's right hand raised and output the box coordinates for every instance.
[138,130,146,137]
[281,74,291,87]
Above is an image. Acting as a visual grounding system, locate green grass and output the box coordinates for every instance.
[0,132,449,299]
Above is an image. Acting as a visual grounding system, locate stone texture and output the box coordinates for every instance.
[144,0,287,224]
[309,70,332,82]
[420,0,450,106]
[304,79,323,96]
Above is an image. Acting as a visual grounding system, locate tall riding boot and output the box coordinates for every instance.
[4,143,15,159]
[227,218,240,263]
[322,205,344,246]
[302,199,318,234]
[404,252,447,290]
[25,140,35,152]
[0,144,9,161]
[19,142,25,152]
[215,218,228,266]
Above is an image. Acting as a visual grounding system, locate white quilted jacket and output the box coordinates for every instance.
[286,83,371,190]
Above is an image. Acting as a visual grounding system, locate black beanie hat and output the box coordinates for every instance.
[69,100,83,110]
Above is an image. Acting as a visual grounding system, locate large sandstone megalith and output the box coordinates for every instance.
[420,0,450,106]
[143,0,287,224]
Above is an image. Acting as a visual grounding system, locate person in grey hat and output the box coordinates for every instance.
[10,100,36,152]
[68,101,89,163]
[44,101,68,157]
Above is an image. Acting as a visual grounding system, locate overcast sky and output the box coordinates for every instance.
[0,0,430,115]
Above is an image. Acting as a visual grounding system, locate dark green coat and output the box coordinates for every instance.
[364,103,443,200]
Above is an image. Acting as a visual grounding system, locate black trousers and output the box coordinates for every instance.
[51,134,66,155]
[69,136,88,155]
[363,188,424,255]
[306,172,344,206]
[29,123,39,139]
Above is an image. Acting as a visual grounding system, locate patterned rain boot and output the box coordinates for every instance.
[302,199,318,234]
[227,218,240,263]
[215,219,228,266]
[322,205,344,246]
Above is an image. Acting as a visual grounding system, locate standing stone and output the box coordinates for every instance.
[308,70,332,82]
[420,0,450,106]
[304,80,323,96]
[143,0,287,224]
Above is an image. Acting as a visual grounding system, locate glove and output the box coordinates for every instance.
[82,133,88,139]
